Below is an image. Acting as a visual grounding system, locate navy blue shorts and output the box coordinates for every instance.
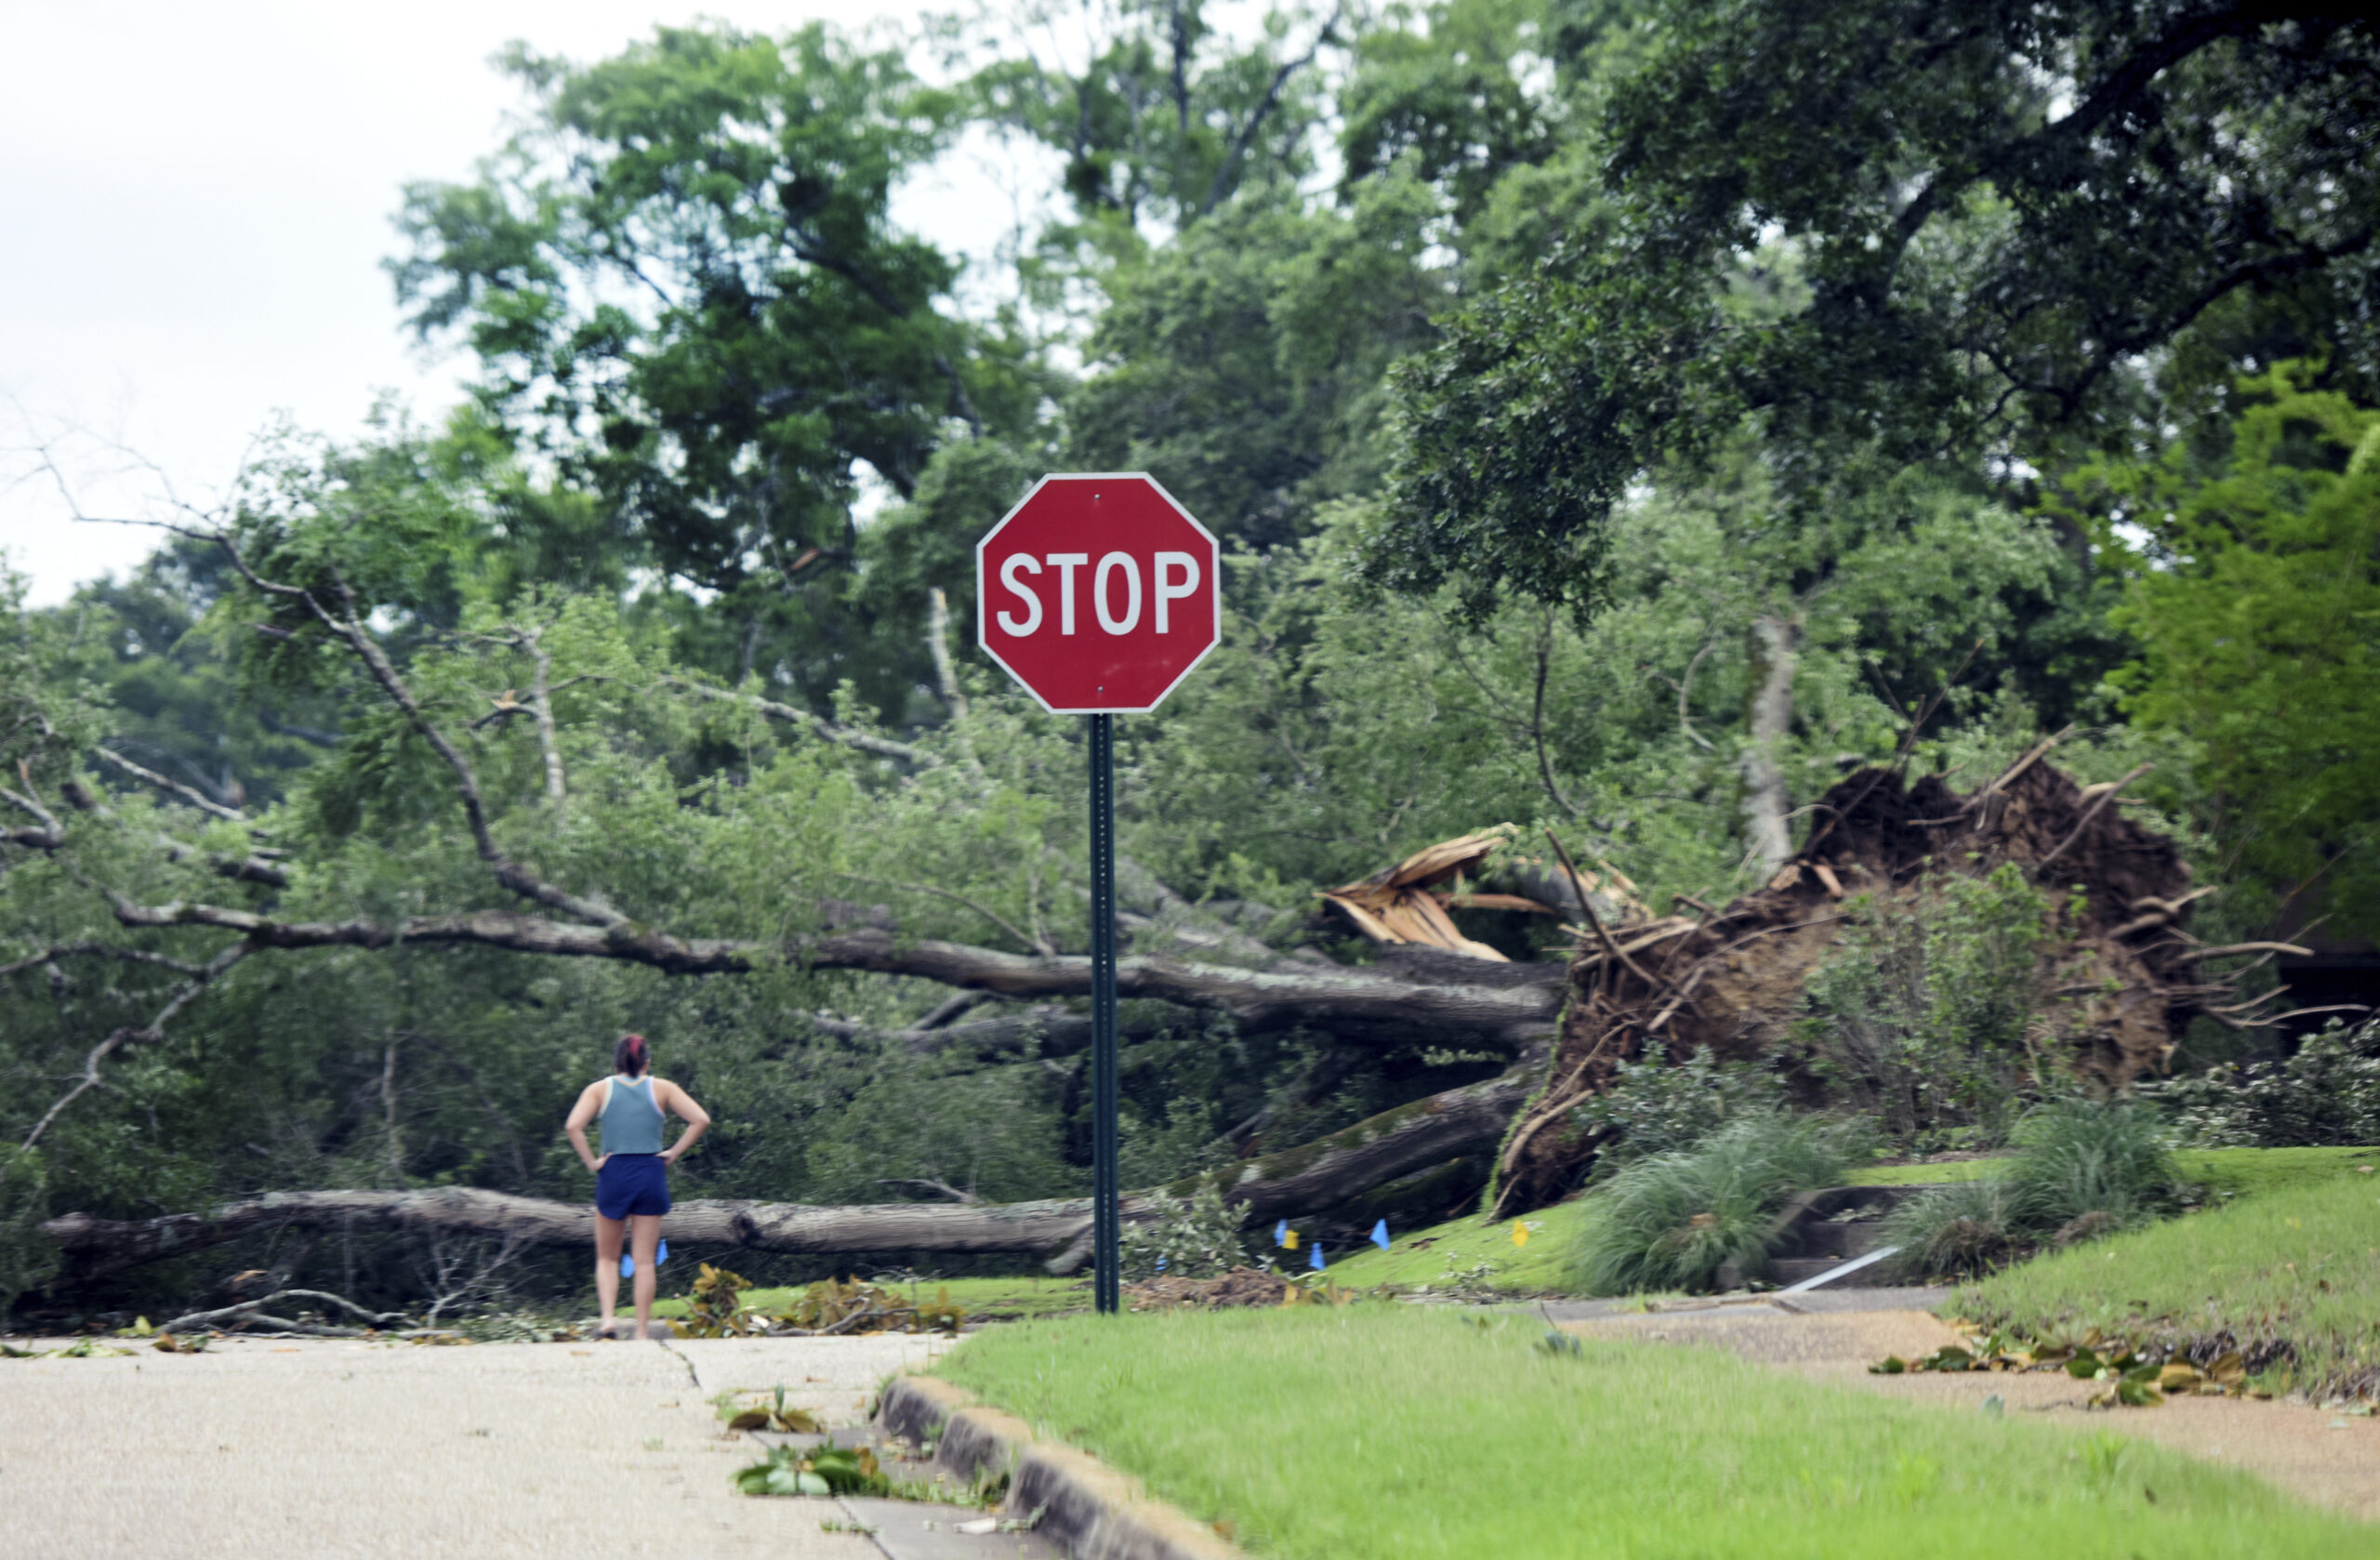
[596,1154,671,1220]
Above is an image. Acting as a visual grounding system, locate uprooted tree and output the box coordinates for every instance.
[9,508,2294,1285]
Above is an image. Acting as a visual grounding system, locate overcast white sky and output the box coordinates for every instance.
[0,0,1054,605]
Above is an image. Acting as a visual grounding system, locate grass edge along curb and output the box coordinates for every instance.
[1952,1153,2380,1396]
[939,1306,2372,1558]
[878,1374,1244,1560]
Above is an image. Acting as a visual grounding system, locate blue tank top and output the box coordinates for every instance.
[600,1075,666,1155]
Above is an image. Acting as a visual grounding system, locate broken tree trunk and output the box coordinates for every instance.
[43,1065,1535,1278]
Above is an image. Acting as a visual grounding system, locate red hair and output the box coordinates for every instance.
[614,1033,650,1077]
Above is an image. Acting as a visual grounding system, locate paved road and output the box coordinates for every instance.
[0,1332,959,1559]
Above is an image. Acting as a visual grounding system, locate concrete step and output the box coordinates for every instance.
[1796,1219,1889,1259]
[1766,1254,1894,1289]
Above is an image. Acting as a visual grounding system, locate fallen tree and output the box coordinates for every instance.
[43,1064,1534,1276]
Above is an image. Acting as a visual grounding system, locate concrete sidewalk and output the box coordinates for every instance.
[0,1331,955,1559]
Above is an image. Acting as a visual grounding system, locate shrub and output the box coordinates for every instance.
[2001,1097,2180,1228]
[1881,1177,2021,1278]
[2143,1018,2380,1148]
[1120,1183,1250,1280]
[1798,865,2053,1149]
[1570,1113,1861,1295]
[1569,1040,1785,1170]
[1884,1100,2181,1278]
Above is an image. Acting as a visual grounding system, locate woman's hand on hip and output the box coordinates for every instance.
[591,1153,611,1173]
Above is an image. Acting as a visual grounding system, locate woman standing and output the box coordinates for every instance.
[563,1034,710,1340]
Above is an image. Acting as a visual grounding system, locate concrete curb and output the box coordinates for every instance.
[879,1375,1243,1560]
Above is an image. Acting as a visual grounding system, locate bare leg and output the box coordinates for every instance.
[629,1215,663,1340]
[594,1214,625,1335]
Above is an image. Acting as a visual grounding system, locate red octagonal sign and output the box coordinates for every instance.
[976,474,1220,714]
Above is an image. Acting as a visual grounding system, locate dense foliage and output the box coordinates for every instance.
[2148,1019,2380,1149]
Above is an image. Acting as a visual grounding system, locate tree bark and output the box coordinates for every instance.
[1741,611,1799,878]
[42,1067,1535,1277]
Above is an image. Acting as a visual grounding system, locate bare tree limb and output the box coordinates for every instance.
[8,767,290,886]
[1199,3,1342,216]
[836,871,1049,957]
[1671,638,1718,751]
[0,942,207,980]
[158,1289,410,1335]
[173,523,625,930]
[21,937,255,1150]
[4,767,67,848]
[660,675,941,768]
[522,626,567,814]
[2033,762,2153,873]
[94,747,254,826]
[1530,604,1582,819]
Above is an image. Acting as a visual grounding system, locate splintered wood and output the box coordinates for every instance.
[1320,830,1649,962]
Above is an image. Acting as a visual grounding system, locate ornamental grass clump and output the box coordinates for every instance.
[1570,1112,1860,1295]
[1885,1099,2182,1278]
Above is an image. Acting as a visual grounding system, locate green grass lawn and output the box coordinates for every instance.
[938,1306,2366,1559]
[1305,1198,1596,1292]
[1847,1157,2004,1185]
[2175,1144,2380,1199]
[1957,1147,2380,1392]
[1307,1158,1997,1294]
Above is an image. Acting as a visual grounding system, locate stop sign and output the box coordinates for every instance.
[975,474,1221,713]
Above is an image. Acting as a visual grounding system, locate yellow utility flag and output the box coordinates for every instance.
[1511,1221,1530,1248]
[1283,1229,1300,1250]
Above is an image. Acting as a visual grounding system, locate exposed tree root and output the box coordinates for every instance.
[1494,749,2281,1212]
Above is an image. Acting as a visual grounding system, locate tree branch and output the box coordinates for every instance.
[93,747,252,825]
[661,675,941,767]
[192,525,624,929]
[20,938,255,1150]
[0,942,207,980]
[99,895,1563,1046]
[159,1289,410,1336]
[1198,3,1342,217]
[1530,605,1583,819]
[523,627,567,814]
[837,871,1048,956]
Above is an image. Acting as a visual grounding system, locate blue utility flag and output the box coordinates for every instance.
[1275,1219,1289,1246]
[619,1238,668,1277]
[1369,1219,1391,1251]
[1309,1242,1324,1270]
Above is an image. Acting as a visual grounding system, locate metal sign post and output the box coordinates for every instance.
[1088,713,1120,1313]
[973,474,1221,1317]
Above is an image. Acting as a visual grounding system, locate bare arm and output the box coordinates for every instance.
[658,1080,711,1167]
[563,1081,607,1174]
